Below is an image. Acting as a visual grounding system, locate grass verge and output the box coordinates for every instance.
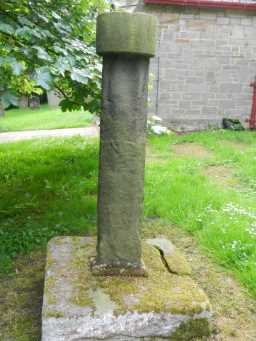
[1,131,256,296]
[0,137,98,272]
[146,130,256,297]
[0,104,92,132]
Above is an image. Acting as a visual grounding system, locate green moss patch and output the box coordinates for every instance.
[44,237,210,318]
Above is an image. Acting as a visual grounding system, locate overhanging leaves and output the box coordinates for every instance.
[34,67,53,90]
[0,22,15,35]
[1,91,18,109]
[0,0,108,112]
[71,68,90,84]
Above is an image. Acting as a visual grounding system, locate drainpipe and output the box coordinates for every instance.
[155,25,164,118]
[247,77,256,129]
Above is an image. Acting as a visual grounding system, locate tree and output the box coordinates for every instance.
[0,0,107,112]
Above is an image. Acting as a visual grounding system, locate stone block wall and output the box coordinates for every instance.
[115,0,256,131]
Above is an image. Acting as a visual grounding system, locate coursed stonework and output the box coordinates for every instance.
[115,0,256,131]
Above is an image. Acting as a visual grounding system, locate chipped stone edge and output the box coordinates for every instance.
[42,310,212,341]
[90,256,148,277]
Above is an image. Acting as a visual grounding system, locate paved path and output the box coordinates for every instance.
[0,126,99,143]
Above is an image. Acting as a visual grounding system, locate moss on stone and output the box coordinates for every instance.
[43,237,211,339]
[170,318,211,340]
[46,311,65,319]
[146,237,192,275]
[61,237,210,317]
[69,238,97,309]
[44,275,58,306]
[164,250,192,276]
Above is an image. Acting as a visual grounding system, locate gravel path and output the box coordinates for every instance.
[0,126,99,143]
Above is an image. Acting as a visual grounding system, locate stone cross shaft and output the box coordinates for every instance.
[93,12,157,276]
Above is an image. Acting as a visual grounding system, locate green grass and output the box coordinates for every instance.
[0,137,98,271]
[0,104,92,132]
[0,130,256,299]
[145,130,256,297]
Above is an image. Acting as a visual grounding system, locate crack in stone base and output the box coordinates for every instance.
[153,245,179,275]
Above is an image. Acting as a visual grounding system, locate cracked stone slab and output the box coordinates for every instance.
[42,237,212,341]
[146,237,192,275]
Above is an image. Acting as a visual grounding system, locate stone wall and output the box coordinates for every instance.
[114,1,256,131]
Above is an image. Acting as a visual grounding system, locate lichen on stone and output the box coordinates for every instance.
[42,237,211,340]
[60,237,211,317]
[146,237,192,275]
[96,12,157,57]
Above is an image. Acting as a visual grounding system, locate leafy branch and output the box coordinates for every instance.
[0,0,108,112]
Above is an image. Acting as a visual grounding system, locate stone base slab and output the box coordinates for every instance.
[42,237,212,340]
[90,257,148,277]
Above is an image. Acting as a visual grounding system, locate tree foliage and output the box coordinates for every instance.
[0,0,107,112]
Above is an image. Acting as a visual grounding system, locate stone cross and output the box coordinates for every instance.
[91,12,157,276]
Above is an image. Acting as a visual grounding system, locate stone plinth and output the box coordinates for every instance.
[42,237,212,340]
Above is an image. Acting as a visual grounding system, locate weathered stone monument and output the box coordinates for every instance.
[47,90,61,107]
[91,12,157,276]
[42,12,212,340]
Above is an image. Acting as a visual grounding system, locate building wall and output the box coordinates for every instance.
[115,1,256,131]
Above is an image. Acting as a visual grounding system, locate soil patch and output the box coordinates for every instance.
[224,140,249,152]
[172,143,214,159]
[0,250,45,341]
[203,165,240,187]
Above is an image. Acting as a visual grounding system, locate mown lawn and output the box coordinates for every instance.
[0,130,256,298]
[0,137,98,273]
[146,130,256,297]
[0,104,92,132]
[1,130,256,340]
